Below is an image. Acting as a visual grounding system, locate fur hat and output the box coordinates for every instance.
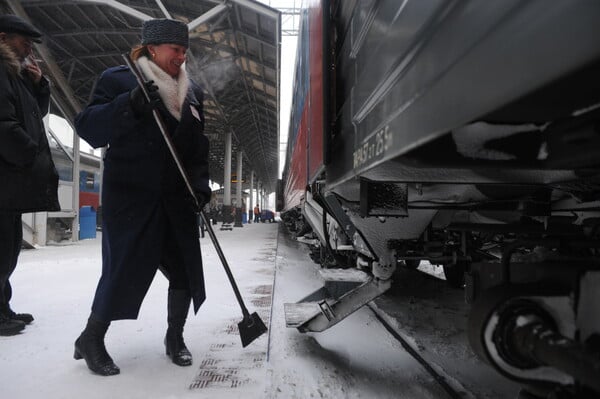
[141,18,189,48]
[0,15,42,43]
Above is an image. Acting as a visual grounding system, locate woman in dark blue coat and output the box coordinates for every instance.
[73,19,211,376]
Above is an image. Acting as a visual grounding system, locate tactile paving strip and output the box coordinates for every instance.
[190,295,272,391]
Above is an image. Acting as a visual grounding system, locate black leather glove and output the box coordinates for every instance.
[129,80,160,118]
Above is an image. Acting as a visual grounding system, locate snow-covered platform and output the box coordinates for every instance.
[1,222,278,399]
[1,222,520,398]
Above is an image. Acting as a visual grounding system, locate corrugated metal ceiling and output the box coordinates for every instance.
[1,0,281,191]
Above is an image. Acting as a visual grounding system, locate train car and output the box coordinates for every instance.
[51,146,102,209]
[279,0,600,396]
[79,168,101,210]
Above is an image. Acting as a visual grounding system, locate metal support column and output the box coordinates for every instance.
[223,131,232,226]
[249,170,254,223]
[234,150,243,227]
[256,181,261,214]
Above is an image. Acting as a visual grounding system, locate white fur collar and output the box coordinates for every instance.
[136,56,189,121]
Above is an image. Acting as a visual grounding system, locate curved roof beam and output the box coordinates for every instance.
[189,3,230,31]
[75,0,153,21]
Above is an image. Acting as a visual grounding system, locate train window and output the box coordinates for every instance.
[85,173,95,190]
[79,171,99,192]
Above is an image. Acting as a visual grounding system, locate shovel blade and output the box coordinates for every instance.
[238,312,268,348]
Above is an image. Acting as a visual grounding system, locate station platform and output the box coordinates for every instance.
[1,221,518,398]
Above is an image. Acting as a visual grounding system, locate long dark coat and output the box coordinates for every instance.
[0,42,59,213]
[75,65,210,321]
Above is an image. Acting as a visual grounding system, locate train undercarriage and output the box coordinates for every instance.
[283,173,600,397]
[282,117,600,397]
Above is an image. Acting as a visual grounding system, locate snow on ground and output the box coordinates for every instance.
[371,268,521,399]
[1,221,453,399]
[267,231,449,399]
[2,222,275,399]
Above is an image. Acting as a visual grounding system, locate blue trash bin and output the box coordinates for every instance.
[242,212,247,224]
[79,206,97,239]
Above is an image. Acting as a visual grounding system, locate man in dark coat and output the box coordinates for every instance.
[0,15,60,336]
[73,18,211,376]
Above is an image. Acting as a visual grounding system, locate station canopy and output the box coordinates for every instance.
[1,0,281,192]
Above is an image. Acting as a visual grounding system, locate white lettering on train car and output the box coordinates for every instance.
[353,125,392,169]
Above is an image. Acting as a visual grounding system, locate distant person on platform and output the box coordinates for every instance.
[0,15,60,337]
[74,18,210,376]
[254,204,260,223]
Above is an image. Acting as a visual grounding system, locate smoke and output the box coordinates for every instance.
[187,57,240,93]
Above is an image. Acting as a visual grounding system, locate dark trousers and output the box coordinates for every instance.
[0,212,22,307]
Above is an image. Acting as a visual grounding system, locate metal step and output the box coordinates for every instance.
[319,268,370,283]
[319,268,371,300]
[284,302,325,328]
[335,245,354,251]
[296,236,319,246]
[284,277,392,332]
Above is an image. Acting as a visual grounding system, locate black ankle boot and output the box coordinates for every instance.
[0,313,25,336]
[165,289,192,366]
[74,316,120,376]
[0,304,33,325]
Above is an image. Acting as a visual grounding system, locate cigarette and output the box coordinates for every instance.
[27,54,43,62]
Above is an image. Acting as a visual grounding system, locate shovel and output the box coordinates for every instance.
[123,53,267,348]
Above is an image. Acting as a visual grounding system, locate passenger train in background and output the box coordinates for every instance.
[51,146,101,210]
[40,145,101,242]
[277,1,600,397]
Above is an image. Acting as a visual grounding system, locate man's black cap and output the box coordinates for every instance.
[0,15,42,43]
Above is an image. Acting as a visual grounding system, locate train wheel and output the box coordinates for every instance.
[443,261,467,288]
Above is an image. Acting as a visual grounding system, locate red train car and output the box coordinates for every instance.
[282,0,323,212]
[279,1,600,396]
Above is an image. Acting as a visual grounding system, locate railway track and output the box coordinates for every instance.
[367,302,465,399]
[367,266,522,399]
